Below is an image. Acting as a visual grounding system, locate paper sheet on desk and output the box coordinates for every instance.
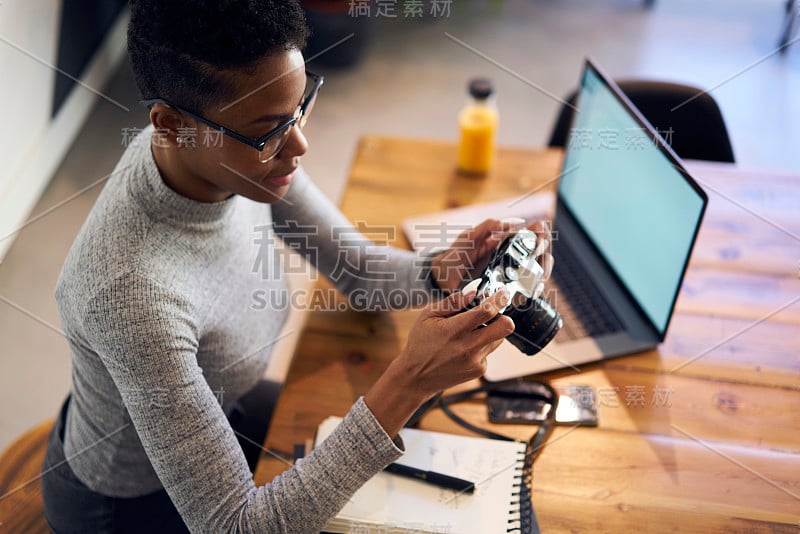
[401,192,555,252]
[316,417,526,534]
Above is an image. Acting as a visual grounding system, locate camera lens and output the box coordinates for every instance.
[503,298,563,355]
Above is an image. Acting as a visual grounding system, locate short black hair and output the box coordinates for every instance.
[128,0,309,114]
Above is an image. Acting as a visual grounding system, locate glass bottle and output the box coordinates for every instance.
[457,78,498,176]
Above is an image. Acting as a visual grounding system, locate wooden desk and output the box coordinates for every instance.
[255,136,800,532]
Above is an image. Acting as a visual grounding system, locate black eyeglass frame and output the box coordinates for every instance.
[139,70,323,157]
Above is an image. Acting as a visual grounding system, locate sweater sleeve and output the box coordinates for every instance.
[84,271,404,533]
[271,167,439,310]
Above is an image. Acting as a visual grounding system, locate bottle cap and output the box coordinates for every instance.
[468,78,493,100]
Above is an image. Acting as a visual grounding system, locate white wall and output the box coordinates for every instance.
[0,2,128,261]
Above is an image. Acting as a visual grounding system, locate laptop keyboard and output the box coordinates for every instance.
[549,240,624,342]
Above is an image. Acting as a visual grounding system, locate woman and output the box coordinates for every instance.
[41,1,551,532]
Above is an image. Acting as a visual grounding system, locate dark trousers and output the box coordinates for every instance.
[41,380,281,533]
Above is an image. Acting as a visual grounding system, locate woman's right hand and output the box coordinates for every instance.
[364,288,515,437]
[394,288,514,396]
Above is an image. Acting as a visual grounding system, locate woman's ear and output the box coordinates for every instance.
[149,104,186,147]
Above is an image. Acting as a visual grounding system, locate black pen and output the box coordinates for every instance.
[384,462,476,494]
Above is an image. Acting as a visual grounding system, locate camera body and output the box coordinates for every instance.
[467,229,562,355]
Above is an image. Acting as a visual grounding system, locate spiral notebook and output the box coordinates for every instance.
[315,417,540,534]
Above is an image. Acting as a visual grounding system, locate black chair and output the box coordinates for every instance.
[548,80,735,163]
[779,0,799,52]
[225,379,283,473]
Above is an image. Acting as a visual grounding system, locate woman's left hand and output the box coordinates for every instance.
[429,218,554,293]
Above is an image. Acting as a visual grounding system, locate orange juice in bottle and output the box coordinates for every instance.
[457,78,498,176]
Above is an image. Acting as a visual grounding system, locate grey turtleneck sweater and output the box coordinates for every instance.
[55,125,435,532]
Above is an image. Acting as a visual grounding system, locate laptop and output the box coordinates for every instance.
[402,58,708,380]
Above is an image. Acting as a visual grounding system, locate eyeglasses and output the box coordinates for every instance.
[140,71,324,163]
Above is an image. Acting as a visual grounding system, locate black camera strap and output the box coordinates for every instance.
[405,379,557,461]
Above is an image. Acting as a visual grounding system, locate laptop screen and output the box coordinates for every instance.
[558,61,707,336]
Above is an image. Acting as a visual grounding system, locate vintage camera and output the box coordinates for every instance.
[465,229,562,355]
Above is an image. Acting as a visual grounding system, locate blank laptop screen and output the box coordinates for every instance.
[558,63,706,335]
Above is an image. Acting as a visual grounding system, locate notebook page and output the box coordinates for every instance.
[401,191,554,253]
[316,417,526,534]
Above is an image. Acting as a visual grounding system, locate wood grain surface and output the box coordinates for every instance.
[0,420,52,533]
[257,136,799,532]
